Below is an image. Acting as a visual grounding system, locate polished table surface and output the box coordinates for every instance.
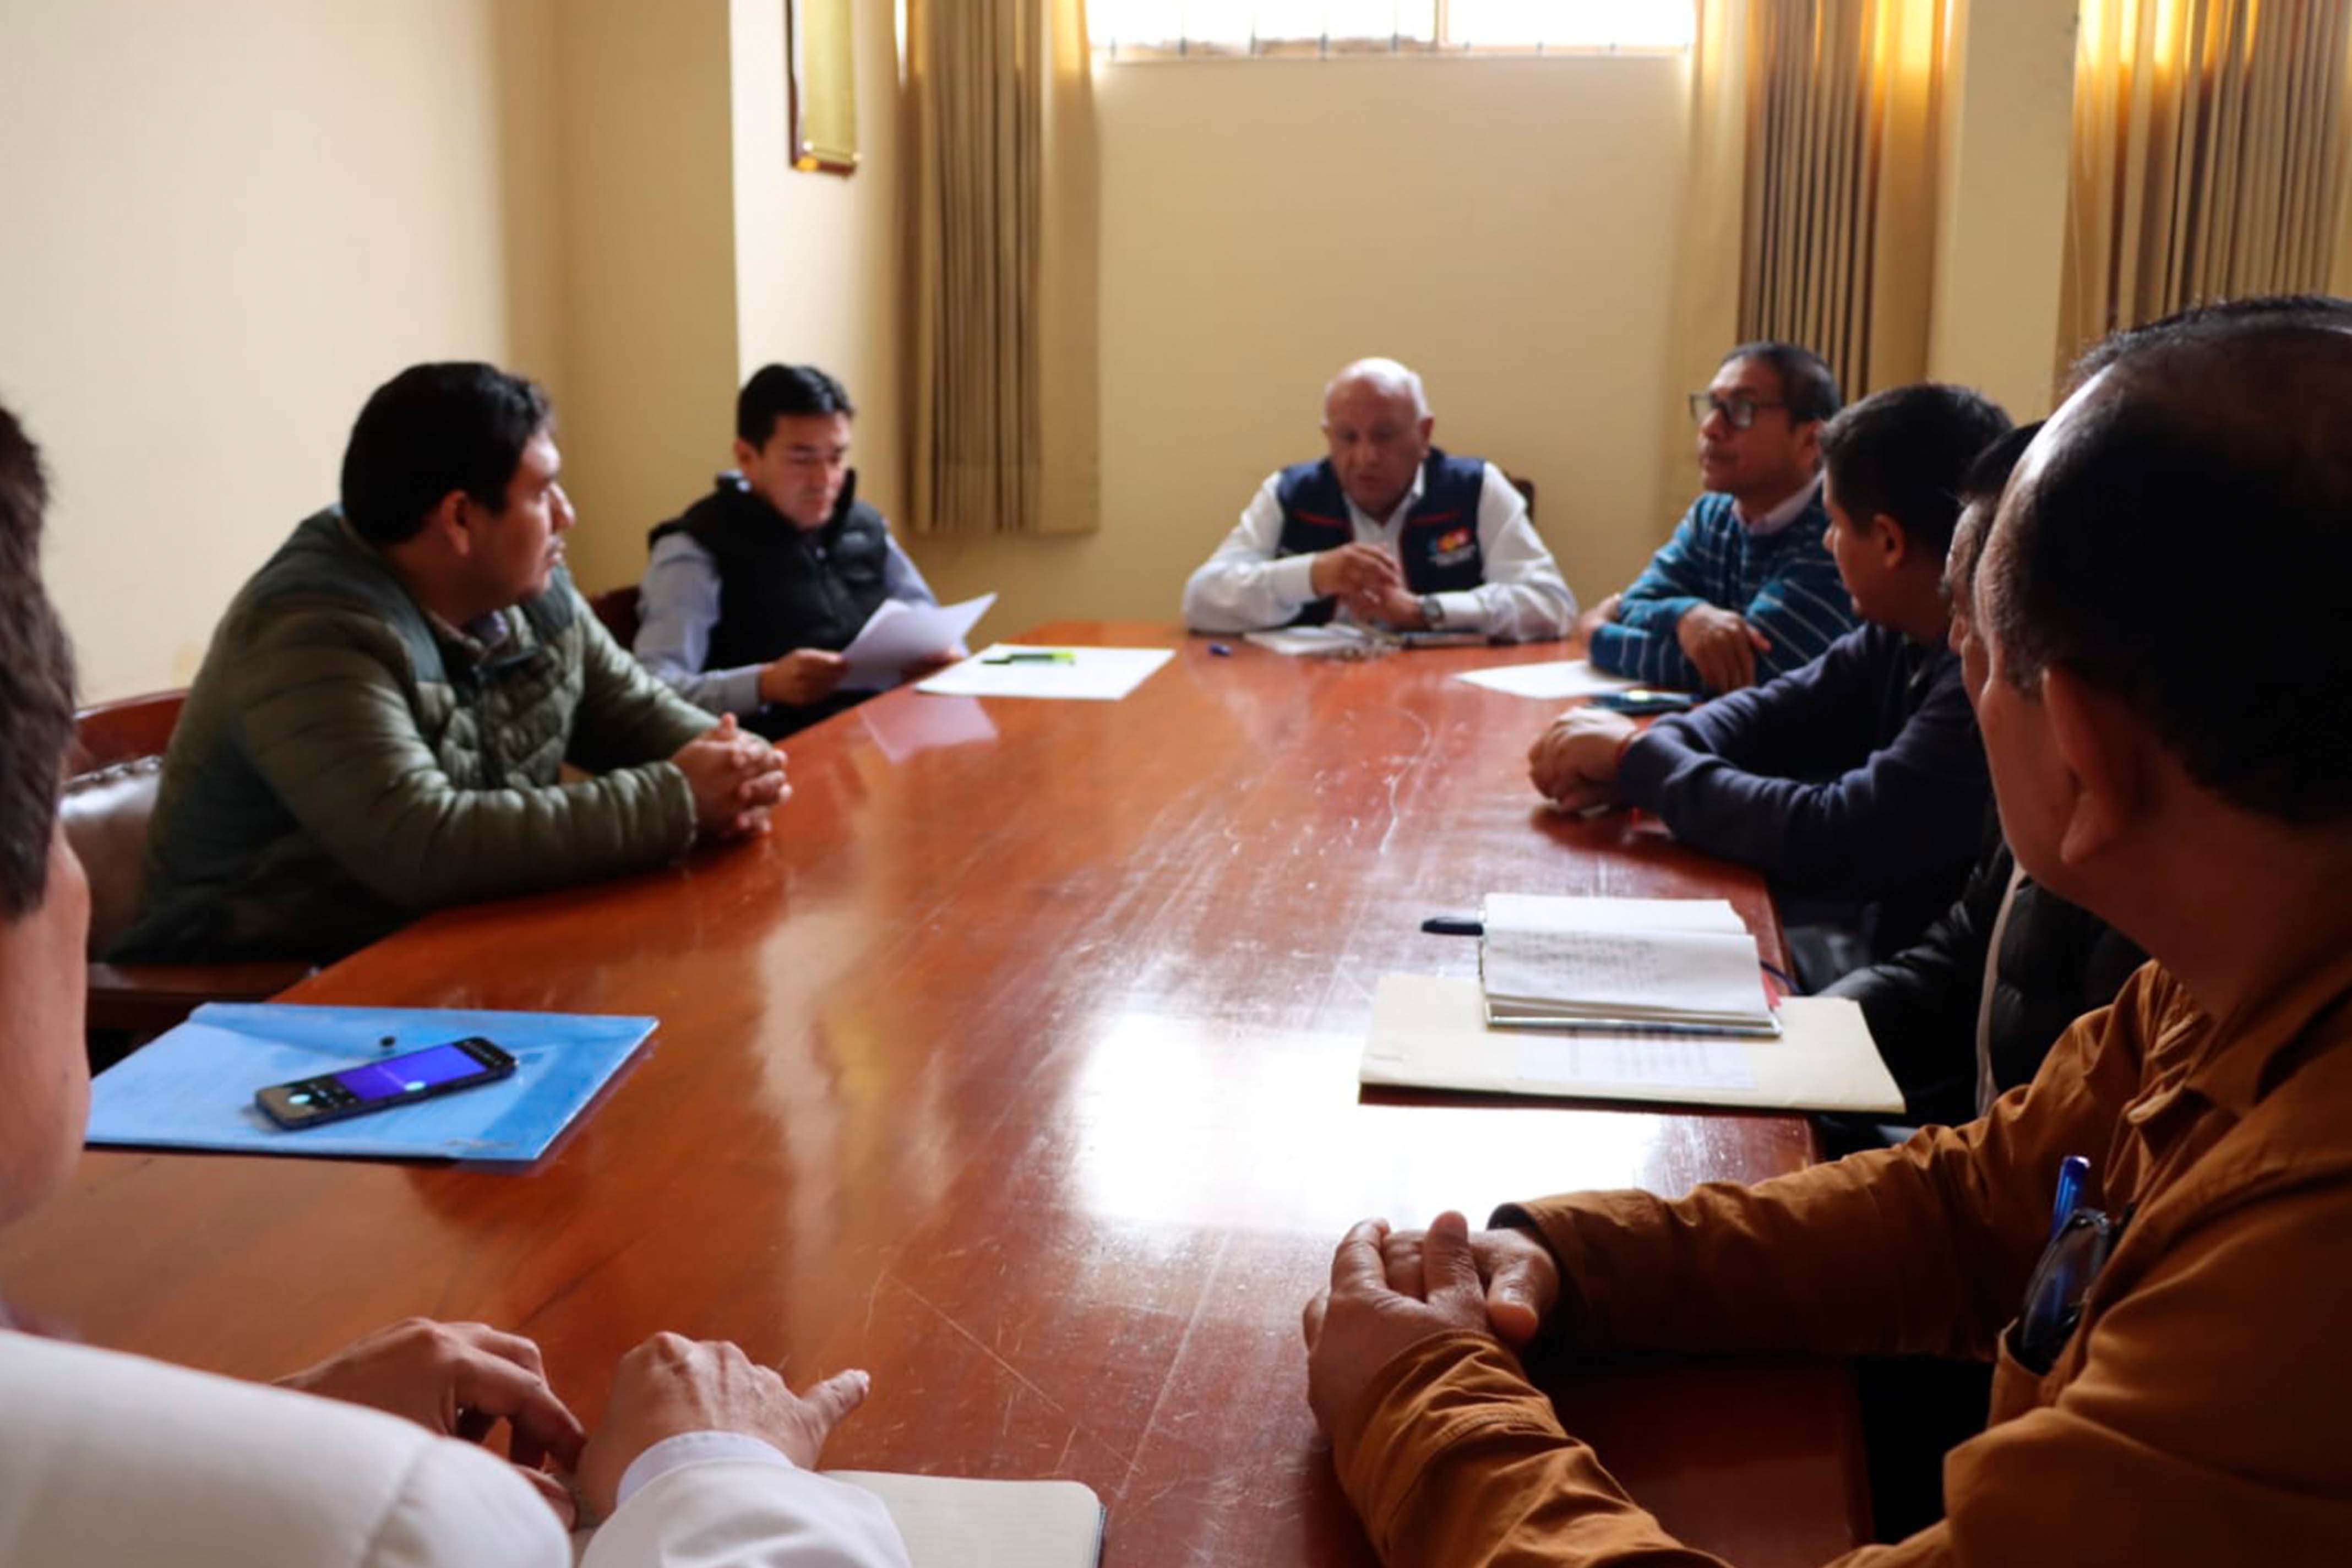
[5,623,1865,1566]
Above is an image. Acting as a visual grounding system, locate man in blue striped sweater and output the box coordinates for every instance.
[1581,343,1858,692]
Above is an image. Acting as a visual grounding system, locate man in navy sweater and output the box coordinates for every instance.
[1531,382,2011,969]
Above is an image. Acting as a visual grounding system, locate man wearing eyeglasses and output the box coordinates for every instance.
[1581,343,1856,692]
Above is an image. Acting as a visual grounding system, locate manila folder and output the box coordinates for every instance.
[827,1472,1106,1568]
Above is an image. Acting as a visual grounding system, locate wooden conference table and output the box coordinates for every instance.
[4,623,1866,1566]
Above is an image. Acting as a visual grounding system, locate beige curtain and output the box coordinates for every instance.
[1738,0,1948,400]
[2062,0,2352,367]
[905,0,1098,535]
[1655,0,1755,518]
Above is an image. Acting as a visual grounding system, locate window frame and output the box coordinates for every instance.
[1092,1,1695,61]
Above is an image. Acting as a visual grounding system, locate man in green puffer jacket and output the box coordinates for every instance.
[113,363,791,963]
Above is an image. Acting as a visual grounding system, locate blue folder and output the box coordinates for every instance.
[86,1003,657,1164]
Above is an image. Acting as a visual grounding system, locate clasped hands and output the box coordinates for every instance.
[276,1319,871,1528]
[1526,705,1640,812]
[672,715,790,840]
[1676,604,1771,694]
[1301,1212,1562,1439]
[1309,543,1426,629]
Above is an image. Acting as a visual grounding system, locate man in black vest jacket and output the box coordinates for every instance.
[1182,358,1576,641]
[636,365,955,739]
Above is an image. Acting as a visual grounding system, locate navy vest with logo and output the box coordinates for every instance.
[1272,449,1489,625]
[647,472,894,674]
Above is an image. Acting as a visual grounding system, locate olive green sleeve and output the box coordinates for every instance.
[228,602,698,912]
[563,585,721,772]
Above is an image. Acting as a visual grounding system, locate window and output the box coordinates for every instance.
[1091,1,1696,57]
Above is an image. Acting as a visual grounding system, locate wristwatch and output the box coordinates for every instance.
[1419,594,1445,630]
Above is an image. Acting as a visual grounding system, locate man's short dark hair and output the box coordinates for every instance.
[737,364,856,448]
[339,363,552,546]
[0,403,79,919]
[1820,383,2013,558]
[1988,306,2352,823]
[2068,294,2352,388]
[1944,421,2041,611]
[1721,341,1843,424]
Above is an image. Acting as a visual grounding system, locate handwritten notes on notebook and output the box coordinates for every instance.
[1479,894,1777,1033]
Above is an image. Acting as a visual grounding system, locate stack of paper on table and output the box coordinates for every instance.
[824,1473,1104,1568]
[1479,894,1778,1035]
[1363,973,1901,1114]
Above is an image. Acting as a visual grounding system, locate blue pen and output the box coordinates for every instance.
[2049,1155,2090,1242]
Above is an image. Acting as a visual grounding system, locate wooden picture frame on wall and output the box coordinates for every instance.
[787,0,858,176]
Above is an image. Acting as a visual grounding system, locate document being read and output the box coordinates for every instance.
[840,593,995,691]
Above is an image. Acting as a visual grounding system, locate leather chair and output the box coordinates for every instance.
[589,585,641,648]
[1505,472,1536,520]
[66,692,311,1052]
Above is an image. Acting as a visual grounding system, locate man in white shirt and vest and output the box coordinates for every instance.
[1182,357,1577,641]
[0,399,907,1567]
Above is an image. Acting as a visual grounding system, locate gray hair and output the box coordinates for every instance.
[1323,358,1430,420]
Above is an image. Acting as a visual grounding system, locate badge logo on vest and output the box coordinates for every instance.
[1428,526,1477,568]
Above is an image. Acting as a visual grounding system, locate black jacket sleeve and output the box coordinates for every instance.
[1822,823,2011,1124]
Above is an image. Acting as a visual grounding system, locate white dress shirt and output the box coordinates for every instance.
[1733,472,1826,537]
[0,1332,907,1568]
[1180,460,1577,641]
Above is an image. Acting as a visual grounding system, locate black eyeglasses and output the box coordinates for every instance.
[1689,393,1788,431]
[2012,1205,2120,1373]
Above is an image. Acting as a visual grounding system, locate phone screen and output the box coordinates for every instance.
[331,1042,497,1104]
[258,1037,515,1129]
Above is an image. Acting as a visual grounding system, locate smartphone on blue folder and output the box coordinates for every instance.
[255,1037,516,1130]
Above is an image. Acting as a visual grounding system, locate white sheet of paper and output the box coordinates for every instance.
[839,593,995,690]
[915,643,1175,702]
[1243,625,1379,657]
[1362,973,1902,1114]
[1453,659,1641,699]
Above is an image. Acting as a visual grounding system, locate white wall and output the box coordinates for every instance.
[548,0,743,598]
[727,0,907,529]
[905,52,1700,639]
[0,0,557,700]
[1928,0,2081,419]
